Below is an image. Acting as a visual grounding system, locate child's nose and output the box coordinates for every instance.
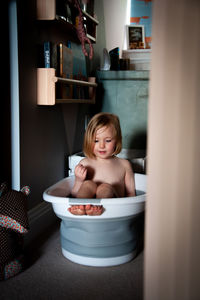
[99,141,105,148]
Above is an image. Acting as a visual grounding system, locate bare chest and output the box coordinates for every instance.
[86,160,125,185]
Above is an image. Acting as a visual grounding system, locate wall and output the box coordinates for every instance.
[97,70,148,152]
[89,0,130,72]
[5,0,134,239]
[102,0,128,56]
[88,0,106,75]
[130,0,152,48]
[14,0,106,240]
[18,0,78,211]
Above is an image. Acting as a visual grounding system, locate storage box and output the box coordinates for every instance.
[122,49,151,70]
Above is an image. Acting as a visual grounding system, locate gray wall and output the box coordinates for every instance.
[16,0,106,211]
[88,0,106,75]
[97,70,149,151]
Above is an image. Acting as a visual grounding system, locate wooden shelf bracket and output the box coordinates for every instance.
[37,68,97,105]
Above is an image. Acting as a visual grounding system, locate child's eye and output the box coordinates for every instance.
[94,139,98,143]
[106,139,111,143]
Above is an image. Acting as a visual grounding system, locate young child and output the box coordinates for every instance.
[68,112,136,216]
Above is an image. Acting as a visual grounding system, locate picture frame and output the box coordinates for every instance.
[126,25,145,49]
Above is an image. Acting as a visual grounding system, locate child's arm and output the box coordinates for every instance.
[71,163,87,197]
[124,160,136,197]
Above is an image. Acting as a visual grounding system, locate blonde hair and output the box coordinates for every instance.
[83,112,122,158]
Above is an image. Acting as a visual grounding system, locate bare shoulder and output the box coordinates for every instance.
[116,157,133,171]
[78,157,94,166]
[78,157,89,166]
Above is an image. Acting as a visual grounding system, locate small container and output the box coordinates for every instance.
[120,58,130,70]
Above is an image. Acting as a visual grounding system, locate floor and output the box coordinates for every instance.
[1,221,144,300]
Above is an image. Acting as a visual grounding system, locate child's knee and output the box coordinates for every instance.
[82,180,97,191]
[78,180,97,197]
[96,183,115,198]
[97,183,112,190]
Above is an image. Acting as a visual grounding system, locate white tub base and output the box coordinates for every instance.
[62,248,137,267]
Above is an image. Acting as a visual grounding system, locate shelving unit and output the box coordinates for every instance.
[36,0,99,43]
[37,68,97,105]
[82,10,99,42]
[36,1,98,105]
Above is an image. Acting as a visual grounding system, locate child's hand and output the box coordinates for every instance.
[74,164,87,182]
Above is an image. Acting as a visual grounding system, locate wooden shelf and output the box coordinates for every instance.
[82,10,99,25]
[56,98,95,104]
[36,0,98,43]
[37,68,97,105]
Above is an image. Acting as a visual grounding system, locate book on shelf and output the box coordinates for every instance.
[58,43,89,100]
[44,41,50,68]
[37,42,59,71]
[71,42,88,100]
[58,43,73,99]
[38,41,91,100]
[51,43,59,73]
[39,42,73,99]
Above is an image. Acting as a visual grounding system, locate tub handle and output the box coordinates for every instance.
[68,198,102,205]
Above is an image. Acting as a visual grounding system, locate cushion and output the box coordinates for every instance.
[0,183,30,280]
[0,183,29,233]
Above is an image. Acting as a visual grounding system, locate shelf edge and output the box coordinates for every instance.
[55,98,95,104]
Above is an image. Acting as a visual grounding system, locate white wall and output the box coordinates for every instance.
[103,0,129,56]
[144,0,200,299]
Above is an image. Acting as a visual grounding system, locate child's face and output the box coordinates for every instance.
[92,125,116,159]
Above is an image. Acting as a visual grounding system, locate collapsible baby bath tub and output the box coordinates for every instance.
[43,173,146,267]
